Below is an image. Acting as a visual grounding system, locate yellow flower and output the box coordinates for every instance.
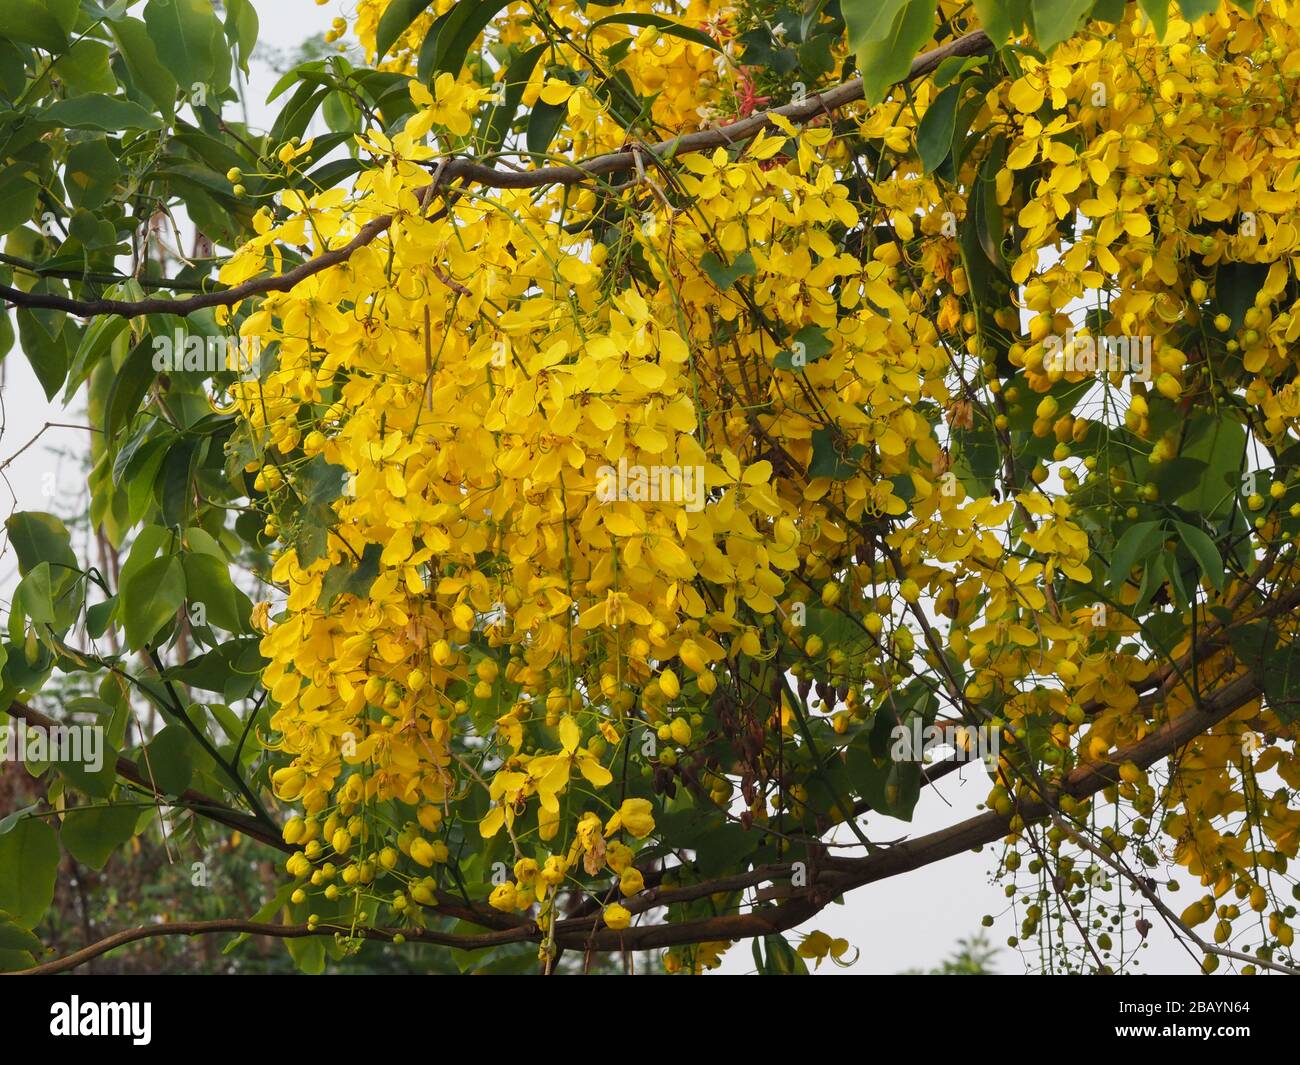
[409,838,437,867]
[488,881,518,912]
[603,903,632,930]
[619,867,645,896]
[605,798,656,840]
[540,855,568,887]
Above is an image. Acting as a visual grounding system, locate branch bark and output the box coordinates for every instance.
[8,659,1273,973]
[0,30,991,321]
[4,700,274,846]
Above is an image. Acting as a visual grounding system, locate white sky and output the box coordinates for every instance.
[0,0,1218,975]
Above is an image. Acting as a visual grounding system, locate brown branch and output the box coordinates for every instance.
[2,699,516,934]
[4,700,275,847]
[9,894,828,975]
[0,30,991,321]
[5,663,1271,974]
[8,918,533,976]
[0,213,395,319]
[823,670,1267,892]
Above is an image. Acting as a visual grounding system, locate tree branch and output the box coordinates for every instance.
[0,30,991,321]
[9,918,533,976]
[11,659,1273,974]
[3,700,275,847]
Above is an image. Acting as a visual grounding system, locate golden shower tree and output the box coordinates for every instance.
[2,0,1298,974]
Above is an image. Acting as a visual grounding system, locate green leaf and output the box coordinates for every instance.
[181,551,251,633]
[57,704,118,799]
[971,0,1013,41]
[14,563,55,625]
[1134,550,1166,609]
[1178,0,1221,17]
[224,881,296,954]
[1148,455,1207,501]
[420,1,515,79]
[1030,0,1092,50]
[1091,0,1128,21]
[167,638,264,701]
[692,821,760,876]
[54,39,117,94]
[481,43,547,153]
[846,729,925,819]
[952,423,999,495]
[300,455,348,506]
[916,82,959,173]
[60,805,139,870]
[0,39,26,101]
[0,0,68,52]
[120,553,185,650]
[318,543,383,609]
[223,0,259,75]
[808,427,866,480]
[588,13,721,53]
[1138,0,1170,40]
[0,921,41,955]
[67,296,128,400]
[1173,521,1224,592]
[774,324,832,369]
[1177,416,1246,520]
[0,818,58,929]
[118,524,172,589]
[759,933,810,974]
[700,250,756,291]
[109,16,178,114]
[1228,624,1299,724]
[143,0,226,95]
[526,100,566,156]
[105,334,159,444]
[0,165,38,239]
[145,724,195,795]
[1215,260,1268,334]
[39,94,163,132]
[86,597,117,639]
[843,0,909,49]
[967,135,1010,273]
[846,0,938,105]
[15,307,69,400]
[64,138,122,211]
[0,302,13,360]
[377,0,432,59]
[1107,520,1163,589]
[5,512,77,575]
[287,931,326,974]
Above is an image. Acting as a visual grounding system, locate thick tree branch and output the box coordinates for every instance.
[3,700,274,846]
[823,670,1267,892]
[0,30,991,321]
[9,918,532,976]
[1,699,519,934]
[10,661,1271,974]
[0,213,395,319]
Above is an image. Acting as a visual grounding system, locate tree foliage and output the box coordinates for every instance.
[2,0,1300,976]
